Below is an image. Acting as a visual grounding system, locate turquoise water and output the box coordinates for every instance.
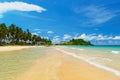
[0,47,45,80]
[66,45,120,51]
[62,45,120,75]
[65,45,120,54]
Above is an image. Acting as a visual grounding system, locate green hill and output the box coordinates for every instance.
[59,39,92,46]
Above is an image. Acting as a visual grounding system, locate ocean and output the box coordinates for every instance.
[58,45,120,76]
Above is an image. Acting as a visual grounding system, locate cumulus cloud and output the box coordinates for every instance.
[32,32,39,36]
[73,33,120,45]
[51,33,120,45]
[114,36,120,40]
[74,33,120,41]
[63,34,72,40]
[52,36,61,44]
[47,31,54,34]
[33,28,41,35]
[0,1,46,18]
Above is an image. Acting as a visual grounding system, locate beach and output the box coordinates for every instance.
[0,46,120,80]
[0,46,34,52]
[0,0,119,80]
[15,46,120,80]
[0,46,46,52]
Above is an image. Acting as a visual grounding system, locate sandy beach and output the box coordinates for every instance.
[0,46,43,52]
[16,47,120,80]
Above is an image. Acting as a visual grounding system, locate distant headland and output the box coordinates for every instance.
[54,39,92,46]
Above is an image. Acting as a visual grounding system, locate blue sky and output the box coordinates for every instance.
[0,0,120,45]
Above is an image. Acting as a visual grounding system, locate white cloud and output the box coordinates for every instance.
[74,33,79,39]
[76,5,116,26]
[33,28,41,35]
[77,33,96,40]
[52,36,61,44]
[74,33,120,41]
[47,31,54,34]
[113,36,120,40]
[32,32,39,36]
[0,1,46,18]
[44,36,49,39]
[63,34,72,40]
[51,33,120,45]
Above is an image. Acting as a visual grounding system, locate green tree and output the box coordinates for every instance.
[68,39,92,45]
[0,23,8,45]
[0,23,52,46]
[8,24,16,43]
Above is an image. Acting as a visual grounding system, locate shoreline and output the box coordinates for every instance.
[16,47,120,80]
[55,47,120,76]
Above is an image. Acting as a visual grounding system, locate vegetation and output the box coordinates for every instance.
[68,39,92,45]
[58,39,92,45]
[0,23,51,46]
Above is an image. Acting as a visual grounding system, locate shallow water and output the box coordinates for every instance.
[0,47,45,80]
[62,45,120,76]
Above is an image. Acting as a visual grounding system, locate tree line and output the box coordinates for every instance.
[0,23,51,46]
[68,39,92,45]
[58,39,92,45]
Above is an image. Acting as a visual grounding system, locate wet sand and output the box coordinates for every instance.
[16,47,120,80]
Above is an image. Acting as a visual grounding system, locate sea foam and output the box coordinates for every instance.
[71,48,84,51]
[55,48,120,76]
[111,51,119,54]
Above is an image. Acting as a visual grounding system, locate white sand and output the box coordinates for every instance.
[0,46,38,52]
[16,47,120,80]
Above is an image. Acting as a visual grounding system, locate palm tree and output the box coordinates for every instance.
[0,23,8,45]
[32,35,37,45]
[0,23,52,46]
[8,24,16,43]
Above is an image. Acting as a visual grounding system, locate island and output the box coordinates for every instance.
[55,39,92,46]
